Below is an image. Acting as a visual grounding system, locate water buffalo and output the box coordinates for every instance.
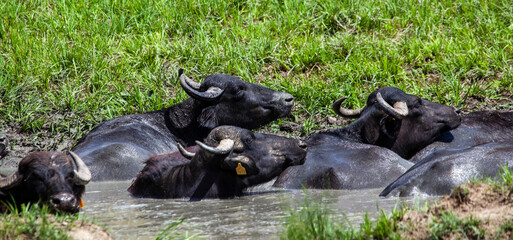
[128,126,307,199]
[409,111,513,163]
[72,69,294,181]
[273,87,461,189]
[379,142,513,197]
[0,151,91,213]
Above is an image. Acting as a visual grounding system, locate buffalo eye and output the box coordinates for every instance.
[413,99,422,109]
[230,85,245,98]
[232,147,244,154]
[245,133,256,145]
[66,173,74,183]
[46,169,57,179]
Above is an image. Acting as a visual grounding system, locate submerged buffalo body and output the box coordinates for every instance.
[410,111,513,163]
[72,70,294,181]
[0,151,91,213]
[128,126,307,199]
[273,87,460,189]
[380,142,513,197]
[274,134,413,189]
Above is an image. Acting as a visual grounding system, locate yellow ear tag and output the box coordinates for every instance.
[79,199,84,208]
[236,163,247,175]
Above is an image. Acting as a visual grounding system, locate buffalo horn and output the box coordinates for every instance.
[69,151,92,185]
[0,171,22,189]
[195,139,235,155]
[179,69,224,101]
[178,143,196,159]
[376,92,408,118]
[332,97,363,118]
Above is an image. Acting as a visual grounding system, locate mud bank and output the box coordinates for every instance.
[398,181,513,239]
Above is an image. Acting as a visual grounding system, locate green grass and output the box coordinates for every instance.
[280,196,405,240]
[0,203,78,239]
[280,194,355,239]
[0,200,193,239]
[1,0,512,139]
[155,218,199,240]
[281,167,513,240]
[429,211,484,239]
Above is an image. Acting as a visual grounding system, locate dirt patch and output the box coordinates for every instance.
[398,182,513,239]
[64,221,113,240]
[0,122,76,171]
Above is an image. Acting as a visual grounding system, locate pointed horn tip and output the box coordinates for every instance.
[333,97,348,104]
[178,68,184,76]
[178,143,196,159]
[0,171,22,189]
[376,92,408,118]
[196,139,234,155]
[69,151,92,185]
[333,97,362,118]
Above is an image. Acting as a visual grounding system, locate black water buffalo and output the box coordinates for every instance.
[72,69,294,181]
[0,151,91,213]
[128,126,307,199]
[410,111,513,162]
[273,87,461,189]
[379,142,513,197]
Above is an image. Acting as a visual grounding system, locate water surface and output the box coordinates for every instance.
[81,181,425,239]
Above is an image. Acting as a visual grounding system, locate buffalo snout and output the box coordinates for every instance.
[50,192,79,213]
[273,92,295,107]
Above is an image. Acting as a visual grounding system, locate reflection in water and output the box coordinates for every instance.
[81,181,425,239]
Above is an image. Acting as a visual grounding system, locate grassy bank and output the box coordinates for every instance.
[280,167,513,239]
[1,0,512,140]
[0,204,74,239]
[0,203,111,239]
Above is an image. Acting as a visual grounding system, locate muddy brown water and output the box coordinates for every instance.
[80,181,430,239]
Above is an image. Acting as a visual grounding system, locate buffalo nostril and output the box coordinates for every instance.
[51,198,61,205]
[279,93,294,103]
[284,96,294,103]
[50,193,77,212]
[454,108,461,115]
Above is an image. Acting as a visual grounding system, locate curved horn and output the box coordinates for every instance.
[332,97,363,118]
[0,171,22,189]
[195,139,235,155]
[69,151,91,185]
[178,143,196,160]
[376,92,408,119]
[179,69,224,101]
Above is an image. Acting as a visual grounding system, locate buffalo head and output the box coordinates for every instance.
[179,69,294,130]
[333,87,461,158]
[129,125,307,199]
[187,126,308,186]
[0,151,91,213]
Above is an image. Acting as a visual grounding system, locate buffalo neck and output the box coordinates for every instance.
[322,119,366,143]
[162,98,212,146]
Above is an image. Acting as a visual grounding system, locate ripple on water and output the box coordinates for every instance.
[81,181,425,240]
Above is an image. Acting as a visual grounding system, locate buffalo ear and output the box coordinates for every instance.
[198,106,218,129]
[381,118,401,139]
[362,121,380,144]
[223,156,259,176]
